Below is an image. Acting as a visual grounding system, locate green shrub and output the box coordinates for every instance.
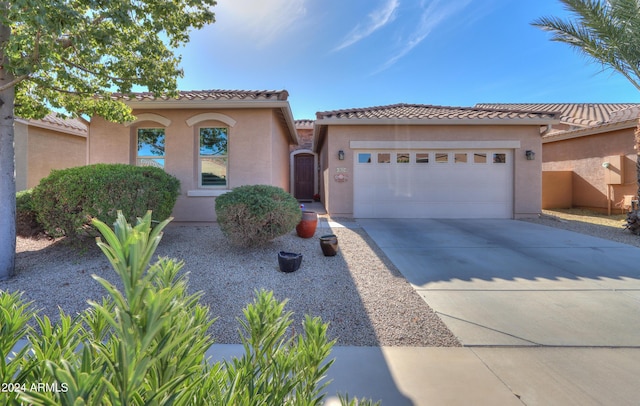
[15,189,44,237]
[0,212,377,405]
[215,184,301,246]
[31,164,180,239]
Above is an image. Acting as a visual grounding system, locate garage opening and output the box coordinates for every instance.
[353,150,513,218]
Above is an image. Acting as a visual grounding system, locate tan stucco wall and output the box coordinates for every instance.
[14,122,28,191]
[542,171,573,209]
[89,108,292,221]
[318,124,543,218]
[542,128,636,211]
[271,111,292,191]
[14,122,86,191]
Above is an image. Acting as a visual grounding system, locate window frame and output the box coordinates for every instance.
[198,126,229,188]
[135,127,166,169]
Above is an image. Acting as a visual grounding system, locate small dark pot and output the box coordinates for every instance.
[319,234,339,256]
[278,251,303,273]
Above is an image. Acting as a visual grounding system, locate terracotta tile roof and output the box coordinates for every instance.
[294,119,315,128]
[19,113,88,137]
[608,105,640,123]
[539,104,640,142]
[316,103,559,121]
[475,103,640,127]
[113,89,289,102]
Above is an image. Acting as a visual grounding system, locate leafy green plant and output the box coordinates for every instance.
[15,188,44,237]
[1,211,376,405]
[31,164,180,240]
[215,184,302,246]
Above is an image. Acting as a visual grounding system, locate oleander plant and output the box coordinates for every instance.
[0,211,378,405]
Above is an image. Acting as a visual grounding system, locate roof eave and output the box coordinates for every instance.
[124,99,291,110]
[543,119,638,143]
[314,117,561,126]
[15,117,88,138]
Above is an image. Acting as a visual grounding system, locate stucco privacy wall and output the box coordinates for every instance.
[15,121,87,191]
[543,127,636,211]
[89,108,293,222]
[317,124,543,218]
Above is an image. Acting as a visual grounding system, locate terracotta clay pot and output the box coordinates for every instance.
[319,234,339,256]
[296,211,318,238]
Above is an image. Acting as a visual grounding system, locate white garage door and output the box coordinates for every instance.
[354,150,513,218]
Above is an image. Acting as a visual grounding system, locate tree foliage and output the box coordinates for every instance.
[532,0,640,92]
[0,0,215,279]
[1,0,216,121]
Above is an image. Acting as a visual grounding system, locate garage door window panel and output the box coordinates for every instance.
[397,152,410,163]
[435,153,448,163]
[454,153,468,163]
[493,153,506,164]
[358,153,372,164]
[378,153,391,164]
[474,153,487,164]
[416,153,429,163]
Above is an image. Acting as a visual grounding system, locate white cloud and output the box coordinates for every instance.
[215,0,308,47]
[375,0,472,73]
[333,0,400,51]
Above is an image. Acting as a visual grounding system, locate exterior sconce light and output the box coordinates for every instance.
[525,150,535,160]
[338,150,345,160]
[602,162,610,168]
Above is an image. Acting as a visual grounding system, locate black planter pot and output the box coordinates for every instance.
[278,251,303,273]
[319,234,339,256]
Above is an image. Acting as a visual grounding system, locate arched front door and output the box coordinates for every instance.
[294,153,315,200]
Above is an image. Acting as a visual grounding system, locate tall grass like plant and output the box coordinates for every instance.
[1,211,378,405]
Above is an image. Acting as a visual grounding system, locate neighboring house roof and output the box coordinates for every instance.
[316,103,560,123]
[15,113,88,138]
[476,103,640,128]
[112,89,298,144]
[475,103,640,143]
[541,105,640,143]
[295,119,315,129]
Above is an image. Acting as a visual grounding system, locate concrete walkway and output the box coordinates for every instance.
[353,218,640,405]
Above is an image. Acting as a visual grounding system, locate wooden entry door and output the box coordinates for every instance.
[294,154,314,200]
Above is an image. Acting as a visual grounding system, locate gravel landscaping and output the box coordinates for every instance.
[4,220,461,347]
[521,209,640,248]
[8,209,638,348]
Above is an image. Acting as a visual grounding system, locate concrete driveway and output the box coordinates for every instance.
[358,218,640,347]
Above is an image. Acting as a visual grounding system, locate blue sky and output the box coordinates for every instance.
[176,0,640,120]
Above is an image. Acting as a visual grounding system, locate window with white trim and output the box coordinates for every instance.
[136,128,165,168]
[199,127,228,187]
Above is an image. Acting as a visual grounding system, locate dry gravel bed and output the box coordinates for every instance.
[4,223,461,347]
[521,209,640,248]
[9,209,635,348]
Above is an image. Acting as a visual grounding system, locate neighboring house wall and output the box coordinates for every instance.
[543,127,636,211]
[89,108,294,222]
[15,118,87,191]
[317,124,543,218]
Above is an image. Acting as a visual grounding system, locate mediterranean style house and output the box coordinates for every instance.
[19,92,640,220]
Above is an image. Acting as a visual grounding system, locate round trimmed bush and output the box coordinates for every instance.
[32,164,180,239]
[215,185,301,246]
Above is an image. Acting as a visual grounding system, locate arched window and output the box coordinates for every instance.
[199,126,228,187]
[136,128,165,168]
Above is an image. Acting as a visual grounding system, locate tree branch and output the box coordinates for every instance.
[60,56,138,84]
[0,74,30,91]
